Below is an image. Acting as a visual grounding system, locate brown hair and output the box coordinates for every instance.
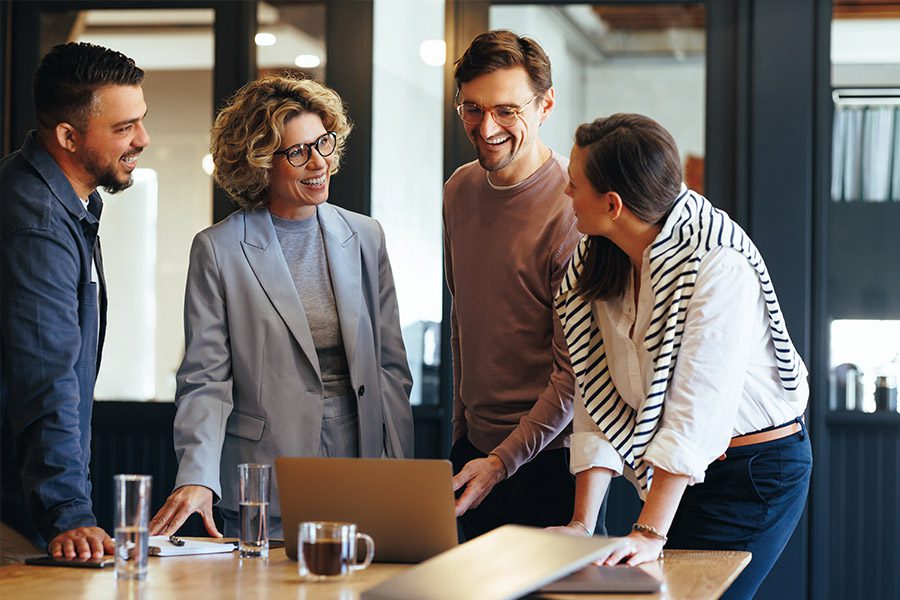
[573,113,684,301]
[453,30,552,95]
[210,74,352,210]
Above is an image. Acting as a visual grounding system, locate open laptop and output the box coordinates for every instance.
[361,525,623,600]
[275,457,458,563]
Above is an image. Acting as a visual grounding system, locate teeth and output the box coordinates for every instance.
[301,175,326,185]
[485,137,508,146]
[122,155,137,164]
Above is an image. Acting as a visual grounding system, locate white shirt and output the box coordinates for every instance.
[570,246,809,485]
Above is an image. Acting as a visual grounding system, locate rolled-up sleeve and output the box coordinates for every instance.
[642,249,760,484]
[569,391,625,476]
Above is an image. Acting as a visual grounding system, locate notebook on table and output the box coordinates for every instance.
[360,525,623,600]
[275,457,458,563]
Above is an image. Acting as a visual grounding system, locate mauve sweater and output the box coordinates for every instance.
[442,153,580,477]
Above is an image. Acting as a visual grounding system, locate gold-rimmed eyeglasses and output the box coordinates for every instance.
[455,94,541,127]
[273,131,337,167]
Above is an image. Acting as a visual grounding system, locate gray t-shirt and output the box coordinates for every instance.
[271,211,352,398]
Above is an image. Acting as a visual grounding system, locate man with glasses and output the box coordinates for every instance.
[444,30,605,540]
[1,42,149,563]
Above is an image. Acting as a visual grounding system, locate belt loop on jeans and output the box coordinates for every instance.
[717,416,804,461]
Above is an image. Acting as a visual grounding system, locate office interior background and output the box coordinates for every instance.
[2,1,898,598]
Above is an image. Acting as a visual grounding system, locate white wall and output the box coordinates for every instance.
[95,171,157,399]
[583,59,705,160]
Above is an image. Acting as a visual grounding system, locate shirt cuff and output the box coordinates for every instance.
[569,432,624,476]
[45,502,98,543]
[490,443,522,478]
[643,428,709,485]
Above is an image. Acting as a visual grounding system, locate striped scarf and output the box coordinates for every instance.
[555,188,803,497]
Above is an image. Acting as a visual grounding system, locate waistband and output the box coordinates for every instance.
[717,416,804,461]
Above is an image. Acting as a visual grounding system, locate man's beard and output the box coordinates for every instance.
[82,149,135,194]
[476,150,515,173]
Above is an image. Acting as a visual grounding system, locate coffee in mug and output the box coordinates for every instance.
[298,521,375,580]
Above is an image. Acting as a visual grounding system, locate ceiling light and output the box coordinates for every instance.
[255,32,277,46]
[419,39,446,67]
[295,54,322,68]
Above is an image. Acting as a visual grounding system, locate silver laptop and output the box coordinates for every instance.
[539,564,663,594]
[275,457,458,563]
[361,525,623,600]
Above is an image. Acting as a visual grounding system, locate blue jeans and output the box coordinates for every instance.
[666,420,812,600]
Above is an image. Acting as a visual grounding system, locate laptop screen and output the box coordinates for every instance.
[275,457,459,563]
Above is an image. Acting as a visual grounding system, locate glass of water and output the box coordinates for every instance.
[114,474,152,580]
[238,463,271,558]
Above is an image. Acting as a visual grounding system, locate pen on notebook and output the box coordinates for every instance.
[169,535,185,547]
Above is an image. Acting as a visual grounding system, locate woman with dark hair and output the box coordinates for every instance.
[148,75,414,539]
[551,114,811,599]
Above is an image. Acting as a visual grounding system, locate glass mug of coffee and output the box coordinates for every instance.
[298,521,375,580]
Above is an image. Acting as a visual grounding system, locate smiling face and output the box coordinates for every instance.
[457,66,552,185]
[77,84,149,194]
[268,112,333,220]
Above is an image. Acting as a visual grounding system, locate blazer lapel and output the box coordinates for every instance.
[318,204,362,368]
[240,209,322,380]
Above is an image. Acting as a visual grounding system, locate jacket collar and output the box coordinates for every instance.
[20,130,103,225]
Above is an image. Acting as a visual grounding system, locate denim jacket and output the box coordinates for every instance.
[1,131,107,548]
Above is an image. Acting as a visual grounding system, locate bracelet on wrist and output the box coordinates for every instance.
[632,522,668,543]
[569,520,592,537]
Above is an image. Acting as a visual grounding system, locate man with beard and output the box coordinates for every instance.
[0,42,149,563]
[443,30,605,540]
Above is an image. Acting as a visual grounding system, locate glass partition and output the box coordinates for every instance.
[256,1,326,80]
[371,0,445,405]
[827,12,900,414]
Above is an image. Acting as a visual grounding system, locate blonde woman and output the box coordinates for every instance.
[149,75,413,538]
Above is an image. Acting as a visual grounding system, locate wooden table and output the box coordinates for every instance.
[0,547,750,600]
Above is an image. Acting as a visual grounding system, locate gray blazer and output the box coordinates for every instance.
[172,203,414,516]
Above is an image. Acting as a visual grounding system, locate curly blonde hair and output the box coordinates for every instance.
[211,74,353,209]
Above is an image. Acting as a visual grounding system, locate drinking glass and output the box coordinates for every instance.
[238,463,271,558]
[114,474,152,580]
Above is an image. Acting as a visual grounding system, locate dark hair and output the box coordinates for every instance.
[33,42,145,133]
[573,113,684,301]
[453,30,552,95]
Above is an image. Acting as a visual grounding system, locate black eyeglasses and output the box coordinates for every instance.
[273,131,337,167]
[455,95,540,127]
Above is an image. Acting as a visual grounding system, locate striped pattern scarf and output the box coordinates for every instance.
[555,188,803,497]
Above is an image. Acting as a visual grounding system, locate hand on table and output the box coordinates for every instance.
[452,454,507,517]
[149,485,221,537]
[597,532,665,567]
[48,526,114,559]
